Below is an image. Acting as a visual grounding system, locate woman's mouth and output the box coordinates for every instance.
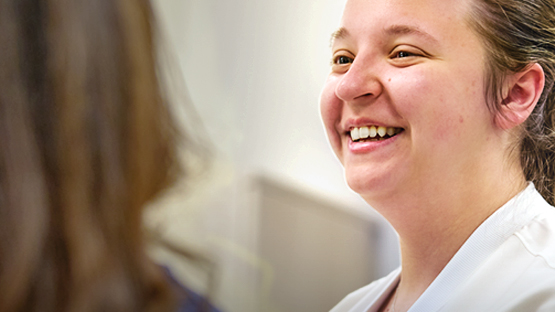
[349,126,403,142]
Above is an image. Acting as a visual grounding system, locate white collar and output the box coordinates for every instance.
[355,183,548,312]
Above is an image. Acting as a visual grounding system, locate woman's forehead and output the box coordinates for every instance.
[336,0,477,47]
[341,0,473,16]
[331,24,439,48]
[339,0,474,32]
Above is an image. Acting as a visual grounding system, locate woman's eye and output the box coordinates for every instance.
[334,55,354,65]
[388,47,428,67]
[394,51,414,58]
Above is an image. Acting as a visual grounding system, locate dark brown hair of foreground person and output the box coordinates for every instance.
[0,0,183,311]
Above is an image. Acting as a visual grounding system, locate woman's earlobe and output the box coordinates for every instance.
[494,63,545,130]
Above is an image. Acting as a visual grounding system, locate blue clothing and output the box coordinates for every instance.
[162,266,222,312]
[175,286,221,312]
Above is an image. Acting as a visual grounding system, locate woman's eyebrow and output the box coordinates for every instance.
[330,27,350,47]
[330,25,438,48]
[384,24,439,44]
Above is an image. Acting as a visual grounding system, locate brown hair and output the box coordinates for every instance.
[467,0,555,204]
[0,0,183,311]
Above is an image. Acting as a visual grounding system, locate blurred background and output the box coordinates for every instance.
[146,0,400,311]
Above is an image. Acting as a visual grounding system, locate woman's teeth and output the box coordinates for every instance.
[350,126,401,141]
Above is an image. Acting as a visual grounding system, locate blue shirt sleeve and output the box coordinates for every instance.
[161,266,223,312]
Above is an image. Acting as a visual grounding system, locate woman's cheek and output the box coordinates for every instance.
[320,76,344,155]
[388,67,445,121]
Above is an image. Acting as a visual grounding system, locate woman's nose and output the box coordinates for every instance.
[335,59,383,104]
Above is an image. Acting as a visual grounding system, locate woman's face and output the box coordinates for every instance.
[320,0,500,204]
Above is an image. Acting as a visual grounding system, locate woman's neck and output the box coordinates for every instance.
[369,167,527,311]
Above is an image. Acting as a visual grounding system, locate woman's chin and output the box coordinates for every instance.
[346,172,395,202]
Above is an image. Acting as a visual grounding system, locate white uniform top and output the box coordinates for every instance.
[330,184,555,312]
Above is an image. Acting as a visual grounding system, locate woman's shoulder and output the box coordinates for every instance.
[500,184,555,267]
[514,200,555,268]
[440,196,555,311]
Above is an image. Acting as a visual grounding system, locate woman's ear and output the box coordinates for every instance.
[494,63,545,130]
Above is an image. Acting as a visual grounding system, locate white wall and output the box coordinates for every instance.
[152,0,370,208]
[148,0,400,311]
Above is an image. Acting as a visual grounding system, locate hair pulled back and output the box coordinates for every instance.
[468,0,555,204]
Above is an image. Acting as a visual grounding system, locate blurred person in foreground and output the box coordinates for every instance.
[0,0,218,311]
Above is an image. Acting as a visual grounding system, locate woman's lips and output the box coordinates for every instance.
[349,125,403,141]
[347,128,404,153]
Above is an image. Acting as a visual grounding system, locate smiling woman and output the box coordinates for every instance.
[320,0,555,311]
